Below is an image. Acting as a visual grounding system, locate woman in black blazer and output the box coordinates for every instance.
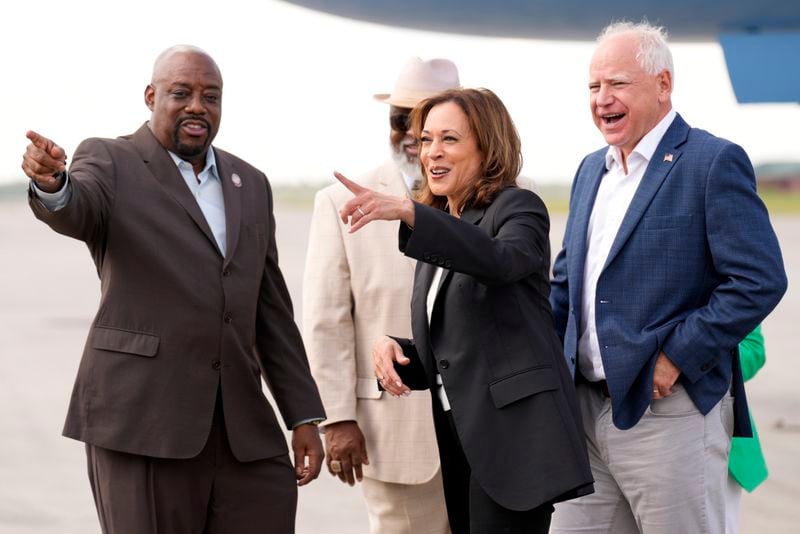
[336,88,593,534]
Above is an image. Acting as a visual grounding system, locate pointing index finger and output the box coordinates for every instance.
[26,130,54,152]
[26,130,66,165]
[334,171,366,195]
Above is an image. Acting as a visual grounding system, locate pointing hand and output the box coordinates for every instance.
[22,130,68,193]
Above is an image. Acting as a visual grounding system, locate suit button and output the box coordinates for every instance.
[424,253,432,261]
[437,258,445,266]
[439,359,450,369]
[445,260,452,268]
[223,312,233,323]
[701,362,710,371]
[212,360,221,370]
[222,269,231,277]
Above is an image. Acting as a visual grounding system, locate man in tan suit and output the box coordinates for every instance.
[22,45,324,534]
[303,58,459,534]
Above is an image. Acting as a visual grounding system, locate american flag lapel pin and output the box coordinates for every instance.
[231,173,242,188]
[663,153,673,163]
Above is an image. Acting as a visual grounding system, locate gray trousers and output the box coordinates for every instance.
[551,382,733,534]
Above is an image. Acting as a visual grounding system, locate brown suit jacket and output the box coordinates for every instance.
[29,124,324,462]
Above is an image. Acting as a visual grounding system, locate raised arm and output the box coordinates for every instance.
[334,171,416,230]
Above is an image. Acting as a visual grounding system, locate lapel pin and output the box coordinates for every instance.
[663,153,673,163]
[231,173,242,188]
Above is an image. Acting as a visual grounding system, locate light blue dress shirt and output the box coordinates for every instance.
[33,149,227,257]
[167,150,226,256]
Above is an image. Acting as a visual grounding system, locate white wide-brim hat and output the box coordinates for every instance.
[374,57,461,108]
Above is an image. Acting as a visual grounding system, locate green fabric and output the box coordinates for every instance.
[728,325,768,492]
[738,325,765,381]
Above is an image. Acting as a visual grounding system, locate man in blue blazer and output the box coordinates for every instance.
[549,22,786,534]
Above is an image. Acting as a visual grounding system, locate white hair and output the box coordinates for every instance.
[598,21,674,80]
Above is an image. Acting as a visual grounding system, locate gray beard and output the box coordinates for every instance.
[390,145,424,184]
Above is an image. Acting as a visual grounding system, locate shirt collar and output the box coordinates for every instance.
[605,108,676,171]
[401,170,422,192]
[168,148,219,180]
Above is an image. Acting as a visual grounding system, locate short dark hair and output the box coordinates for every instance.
[409,88,522,213]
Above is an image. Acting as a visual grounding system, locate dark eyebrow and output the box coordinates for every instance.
[421,129,463,136]
[168,81,221,92]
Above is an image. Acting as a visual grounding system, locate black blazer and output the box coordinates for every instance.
[394,187,593,511]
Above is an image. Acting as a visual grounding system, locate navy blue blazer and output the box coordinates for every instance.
[550,114,786,436]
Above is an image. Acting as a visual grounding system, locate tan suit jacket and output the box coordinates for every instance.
[303,160,440,484]
[29,124,324,462]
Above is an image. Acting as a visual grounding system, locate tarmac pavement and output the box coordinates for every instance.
[1,195,797,533]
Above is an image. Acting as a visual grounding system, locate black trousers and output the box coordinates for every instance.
[432,400,553,534]
[85,389,297,534]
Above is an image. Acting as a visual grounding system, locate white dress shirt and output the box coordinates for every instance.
[578,109,676,381]
[401,171,422,194]
[427,266,451,411]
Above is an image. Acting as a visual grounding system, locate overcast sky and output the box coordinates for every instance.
[3,0,798,186]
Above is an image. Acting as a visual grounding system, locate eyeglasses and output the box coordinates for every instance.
[390,109,411,133]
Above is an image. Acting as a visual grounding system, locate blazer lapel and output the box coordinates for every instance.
[378,162,413,197]
[431,203,486,302]
[215,151,242,266]
[460,204,486,226]
[131,124,218,252]
[411,261,438,376]
[414,261,438,316]
[569,157,606,308]
[603,115,689,270]
[413,204,486,371]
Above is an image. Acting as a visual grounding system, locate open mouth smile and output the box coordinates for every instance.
[179,118,210,137]
[428,166,451,178]
[602,113,625,125]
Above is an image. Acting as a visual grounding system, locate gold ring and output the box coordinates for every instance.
[330,459,342,473]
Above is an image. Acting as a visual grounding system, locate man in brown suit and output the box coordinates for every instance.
[21,45,325,534]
